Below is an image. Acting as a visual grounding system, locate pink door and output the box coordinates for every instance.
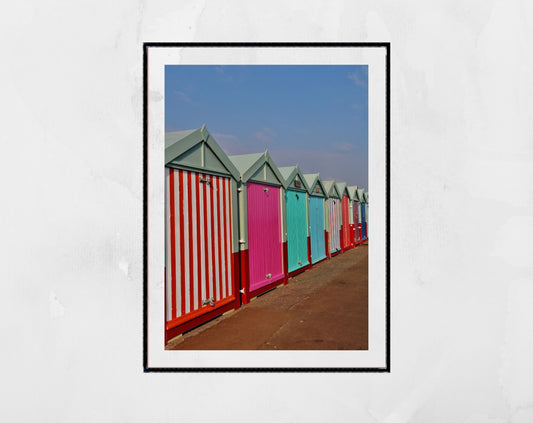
[247,182,284,292]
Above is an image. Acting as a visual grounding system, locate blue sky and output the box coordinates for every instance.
[165,65,368,190]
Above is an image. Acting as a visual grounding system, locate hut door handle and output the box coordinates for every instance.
[202,297,215,307]
[266,273,272,279]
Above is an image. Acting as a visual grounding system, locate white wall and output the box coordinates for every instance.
[1,1,533,421]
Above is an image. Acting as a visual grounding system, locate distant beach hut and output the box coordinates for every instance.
[229,151,288,304]
[323,180,342,257]
[303,173,328,264]
[363,191,369,240]
[279,166,311,277]
[164,126,240,342]
[336,182,353,252]
[356,188,366,242]
[348,186,360,247]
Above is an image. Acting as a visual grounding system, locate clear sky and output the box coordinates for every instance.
[165,65,368,190]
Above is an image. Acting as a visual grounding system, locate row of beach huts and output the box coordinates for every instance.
[164,125,369,343]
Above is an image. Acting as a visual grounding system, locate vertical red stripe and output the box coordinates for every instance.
[178,170,185,316]
[222,177,229,298]
[216,177,223,300]
[209,174,216,299]
[225,181,230,295]
[203,173,210,301]
[228,179,233,295]
[196,172,202,309]
[169,169,177,320]
[187,172,194,312]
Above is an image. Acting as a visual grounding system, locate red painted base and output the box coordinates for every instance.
[165,297,238,343]
[282,241,288,285]
[239,248,250,304]
[232,251,240,299]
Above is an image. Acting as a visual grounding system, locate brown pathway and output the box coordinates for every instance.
[166,244,368,350]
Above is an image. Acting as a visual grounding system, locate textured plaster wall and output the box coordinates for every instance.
[1,0,533,421]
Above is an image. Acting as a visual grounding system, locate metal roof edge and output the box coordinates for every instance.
[263,150,288,189]
[203,130,241,181]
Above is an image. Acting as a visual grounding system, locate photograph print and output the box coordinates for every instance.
[145,44,388,370]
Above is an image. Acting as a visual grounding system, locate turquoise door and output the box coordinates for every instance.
[309,195,326,263]
[286,189,309,273]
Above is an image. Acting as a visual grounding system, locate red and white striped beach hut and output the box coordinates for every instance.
[164,126,241,343]
[348,186,361,246]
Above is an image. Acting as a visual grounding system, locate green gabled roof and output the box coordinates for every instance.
[303,173,318,189]
[364,192,369,203]
[336,182,350,199]
[165,129,197,149]
[165,125,240,180]
[356,188,365,202]
[278,165,310,192]
[323,180,341,198]
[303,173,327,197]
[347,186,357,201]
[278,166,295,181]
[227,152,264,176]
[228,150,287,188]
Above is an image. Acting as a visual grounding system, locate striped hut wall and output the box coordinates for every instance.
[165,168,234,325]
[334,199,338,250]
[353,202,361,242]
[360,202,366,240]
[328,198,341,252]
